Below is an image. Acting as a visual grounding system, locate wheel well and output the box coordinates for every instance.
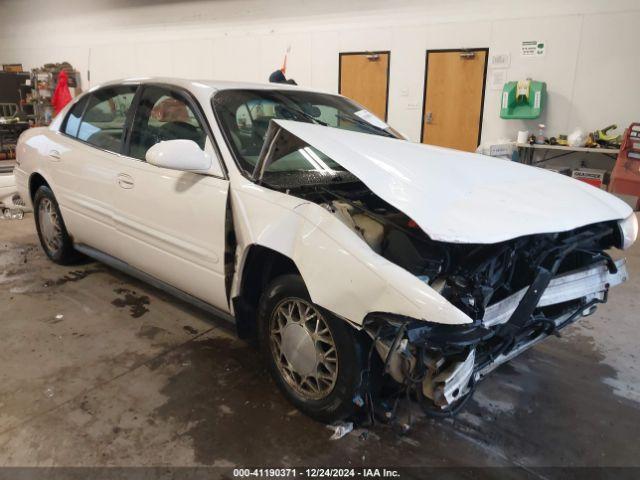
[233,245,301,338]
[29,173,49,200]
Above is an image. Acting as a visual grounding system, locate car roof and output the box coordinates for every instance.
[87,77,330,96]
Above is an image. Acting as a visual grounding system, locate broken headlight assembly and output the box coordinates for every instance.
[617,213,638,250]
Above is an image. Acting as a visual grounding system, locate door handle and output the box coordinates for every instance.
[117,173,135,189]
[48,150,61,160]
[426,112,433,124]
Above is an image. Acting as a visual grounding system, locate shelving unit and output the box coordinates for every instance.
[28,63,81,125]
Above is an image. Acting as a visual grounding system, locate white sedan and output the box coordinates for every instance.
[15,78,637,421]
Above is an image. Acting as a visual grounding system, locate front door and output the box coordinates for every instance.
[111,85,230,311]
[421,49,488,152]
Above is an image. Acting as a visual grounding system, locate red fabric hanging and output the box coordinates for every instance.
[51,70,72,114]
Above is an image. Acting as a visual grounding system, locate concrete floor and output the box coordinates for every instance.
[1,214,639,470]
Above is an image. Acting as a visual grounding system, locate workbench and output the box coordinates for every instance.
[516,143,620,166]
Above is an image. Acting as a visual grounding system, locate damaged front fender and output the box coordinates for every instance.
[229,183,473,327]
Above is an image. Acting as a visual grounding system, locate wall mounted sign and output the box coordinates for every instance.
[489,69,508,90]
[489,53,511,68]
[521,40,546,57]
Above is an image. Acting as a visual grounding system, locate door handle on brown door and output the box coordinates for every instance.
[117,173,135,189]
[48,150,61,160]
[426,112,433,124]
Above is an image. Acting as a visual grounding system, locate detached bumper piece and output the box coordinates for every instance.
[371,258,628,416]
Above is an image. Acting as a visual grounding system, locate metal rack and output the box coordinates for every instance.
[28,64,81,126]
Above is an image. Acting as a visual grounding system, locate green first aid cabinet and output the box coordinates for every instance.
[500,80,546,119]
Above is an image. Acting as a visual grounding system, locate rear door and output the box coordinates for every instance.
[54,85,138,256]
[110,85,230,311]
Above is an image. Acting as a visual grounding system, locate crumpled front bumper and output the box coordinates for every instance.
[423,259,628,407]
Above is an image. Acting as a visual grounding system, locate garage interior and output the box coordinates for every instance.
[1,0,640,475]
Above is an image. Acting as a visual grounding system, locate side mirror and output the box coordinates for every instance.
[145,140,212,173]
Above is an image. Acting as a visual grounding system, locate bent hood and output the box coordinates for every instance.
[273,120,632,244]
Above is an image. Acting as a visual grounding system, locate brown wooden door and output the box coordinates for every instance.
[339,52,390,120]
[421,49,488,152]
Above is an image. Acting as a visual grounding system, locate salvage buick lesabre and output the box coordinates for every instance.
[15,78,637,421]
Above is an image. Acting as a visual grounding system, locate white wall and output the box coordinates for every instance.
[0,0,639,143]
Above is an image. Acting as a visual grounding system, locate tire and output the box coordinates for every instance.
[258,274,369,423]
[33,186,82,265]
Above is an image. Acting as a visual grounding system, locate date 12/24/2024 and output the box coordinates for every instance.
[233,468,401,478]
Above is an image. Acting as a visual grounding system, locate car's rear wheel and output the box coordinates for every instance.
[258,274,368,423]
[34,186,81,265]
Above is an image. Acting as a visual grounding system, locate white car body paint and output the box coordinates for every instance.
[13,77,633,332]
[272,120,633,243]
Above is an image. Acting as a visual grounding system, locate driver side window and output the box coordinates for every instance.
[128,86,206,161]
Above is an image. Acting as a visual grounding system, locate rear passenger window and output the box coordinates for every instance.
[77,86,137,153]
[62,96,89,137]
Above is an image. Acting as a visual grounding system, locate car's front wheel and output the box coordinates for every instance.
[33,186,81,265]
[258,274,368,423]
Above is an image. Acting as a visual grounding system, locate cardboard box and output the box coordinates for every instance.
[572,168,608,189]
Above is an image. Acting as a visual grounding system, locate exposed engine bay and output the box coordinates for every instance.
[288,180,628,416]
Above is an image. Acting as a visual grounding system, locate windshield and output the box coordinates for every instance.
[212,89,399,181]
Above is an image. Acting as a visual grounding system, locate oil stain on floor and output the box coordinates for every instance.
[111,288,151,318]
[43,267,104,288]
